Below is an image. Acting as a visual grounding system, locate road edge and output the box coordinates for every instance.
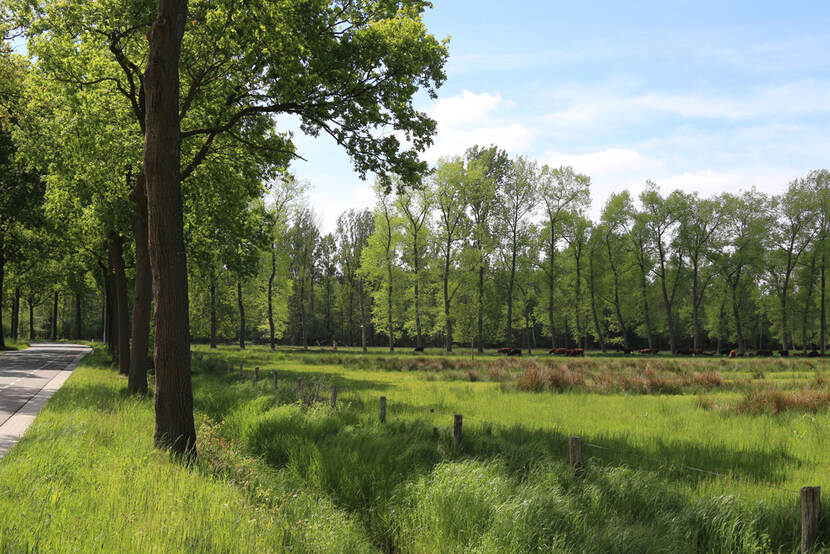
[0,347,92,458]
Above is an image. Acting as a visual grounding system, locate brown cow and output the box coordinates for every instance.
[507,348,522,356]
[497,347,512,354]
[728,350,736,359]
[569,348,584,357]
[638,348,659,355]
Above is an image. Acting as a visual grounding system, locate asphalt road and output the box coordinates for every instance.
[0,342,90,457]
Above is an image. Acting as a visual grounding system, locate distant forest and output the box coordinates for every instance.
[5,144,827,357]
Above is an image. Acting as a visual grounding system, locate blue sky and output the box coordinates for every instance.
[292,1,830,231]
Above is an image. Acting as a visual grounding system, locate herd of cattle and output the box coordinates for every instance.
[490,346,823,357]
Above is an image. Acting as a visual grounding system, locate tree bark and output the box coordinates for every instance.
[11,286,20,341]
[691,259,702,350]
[638,266,654,351]
[237,279,245,350]
[801,250,818,353]
[108,231,130,375]
[144,0,195,457]
[129,173,151,394]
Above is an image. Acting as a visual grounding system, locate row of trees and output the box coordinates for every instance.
[193,146,828,358]
[2,0,449,456]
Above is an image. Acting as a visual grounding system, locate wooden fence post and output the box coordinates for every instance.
[273,370,278,390]
[453,414,463,452]
[254,366,259,382]
[569,436,583,471]
[802,486,821,553]
[380,396,387,423]
[330,385,337,408]
[298,378,304,402]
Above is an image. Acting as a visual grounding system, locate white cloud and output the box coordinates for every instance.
[423,90,531,161]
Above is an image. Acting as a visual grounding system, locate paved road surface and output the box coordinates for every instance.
[0,342,91,458]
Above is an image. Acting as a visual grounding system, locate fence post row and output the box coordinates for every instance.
[330,385,337,408]
[453,414,463,452]
[254,366,259,382]
[273,369,278,390]
[380,396,386,423]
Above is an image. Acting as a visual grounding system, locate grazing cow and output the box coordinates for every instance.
[569,348,585,357]
[507,348,522,356]
[808,351,820,358]
[549,347,570,355]
[779,350,789,357]
[728,350,736,359]
[497,347,512,354]
[414,346,425,352]
[719,349,732,356]
[689,348,704,356]
[755,349,773,357]
[638,348,659,355]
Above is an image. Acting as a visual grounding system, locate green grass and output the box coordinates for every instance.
[2,344,829,552]
[0,338,29,351]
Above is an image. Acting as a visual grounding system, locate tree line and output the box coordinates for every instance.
[184,146,829,358]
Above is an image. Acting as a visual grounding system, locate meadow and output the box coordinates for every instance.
[1,344,829,552]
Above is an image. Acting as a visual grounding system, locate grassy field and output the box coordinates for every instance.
[1,344,829,552]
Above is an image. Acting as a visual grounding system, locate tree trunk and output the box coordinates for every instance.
[443,247,452,353]
[28,296,34,340]
[206,276,216,348]
[716,295,726,354]
[299,276,307,350]
[574,248,583,349]
[129,173,151,394]
[108,231,130,375]
[477,264,484,353]
[0,232,5,349]
[657,247,677,354]
[802,251,817,354]
[387,262,394,352]
[821,250,826,355]
[731,279,745,355]
[589,250,605,351]
[74,292,82,340]
[143,0,195,457]
[413,241,423,350]
[348,283,353,346]
[638,266,654,351]
[507,237,517,348]
[11,286,20,341]
[548,230,557,348]
[268,247,275,349]
[691,260,701,350]
[50,290,58,340]
[358,277,367,352]
[237,279,246,349]
[605,238,629,350]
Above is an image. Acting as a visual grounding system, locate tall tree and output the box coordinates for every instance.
[397,185,432,350]
[433,157,472,352]
[498,155,536,348]
[766,180,817,352]
[538,165,590,348]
